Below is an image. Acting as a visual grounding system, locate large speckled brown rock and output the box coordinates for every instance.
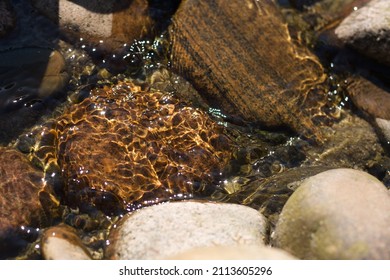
[169,0,338,142]
[33,81,233,215]
[0,148,46,258]
[272,168,390,259]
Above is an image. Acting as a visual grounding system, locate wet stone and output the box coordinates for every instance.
[345,75,390,145]
[211,165,332,229]
[33,81,233,215]
[346,75,390,120]
[335,0,390,66]
[272,168,390,259]
[0,147,46,259]
[105,201,268,259]
[303,113,384,170]
[169,0,339,142]
[0,47,69,144]
[41,223,92,260]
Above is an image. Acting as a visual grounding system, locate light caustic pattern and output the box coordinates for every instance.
[35,82,233,214]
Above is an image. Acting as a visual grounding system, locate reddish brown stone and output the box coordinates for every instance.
[169,0,338,142]
[34,81,233,214]
[347,75,390,120]
[0,148,46,257]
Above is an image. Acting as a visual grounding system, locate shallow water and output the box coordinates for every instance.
[0,0,389,259]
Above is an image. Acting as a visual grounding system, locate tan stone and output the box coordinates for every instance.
[272,168,390,259]
[41,224,92,260]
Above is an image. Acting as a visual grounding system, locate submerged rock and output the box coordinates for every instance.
[345,75,390,144]
[304,113,384,169]
[272,168,390,259]
[33,81,233,215]
[347,75,390,120]
[105,201,267,259]
[169,0,339,142]
[0,48,68,112]
[0,47,69,144]
[212,166,332,223]
[0,147,53,258]
[335,0,390,66]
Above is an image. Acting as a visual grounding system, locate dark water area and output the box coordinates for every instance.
[0,0,389,259]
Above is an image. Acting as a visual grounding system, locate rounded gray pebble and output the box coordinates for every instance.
[106,201,268,259]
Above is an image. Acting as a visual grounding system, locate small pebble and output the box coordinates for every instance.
[41,224,92,260]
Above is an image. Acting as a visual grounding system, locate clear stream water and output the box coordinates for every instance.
[0,0,389,259]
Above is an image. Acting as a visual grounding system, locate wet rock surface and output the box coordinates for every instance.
[0,47,69,144]
[41,223,92,260]
[304,113,384,169]
[106,201,268,259]
[0,147,47,258]
[335,0,390,66]
[346,75,390,120]
[345,75,390,145]
[32,81,233,215]
[211,166,332,227]
[169,0,338,142]
[272,168,390,259]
